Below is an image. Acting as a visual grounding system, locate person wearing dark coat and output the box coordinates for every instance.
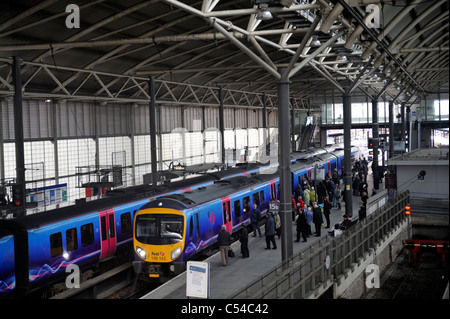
[250,203,262,237]
[264,212,277,249]
[312,202,324,236]
[217,225,232,266]
[323,196,332,228]
[295,208,308,242]
[317,180,327,204]
[239,226,249,258]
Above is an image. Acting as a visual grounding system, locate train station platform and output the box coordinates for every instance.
[142,185,376,299]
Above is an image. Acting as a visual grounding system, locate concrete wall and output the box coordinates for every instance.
[333,217,410,299]
[397,164,449,199]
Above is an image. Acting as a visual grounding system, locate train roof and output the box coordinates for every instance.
[0,162,276,229]
[144,171,279,210]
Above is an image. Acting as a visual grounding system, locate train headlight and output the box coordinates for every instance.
[171,247,182,260]
[136,246,147,260]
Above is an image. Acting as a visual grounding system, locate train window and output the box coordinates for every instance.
[234,200,241,218]
[109,214,115,238]
[260,191,265,205]
[195,214,200,239]
[50,233,63,258]
[189,216,194,238]
[121,212,132,233]
[81,223,94,247]
[243,196,250,213]
[66,228,78,252]
[101,216,107,241]
[253,193,260,207]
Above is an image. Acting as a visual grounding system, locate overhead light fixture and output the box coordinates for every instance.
[311,36,321,46]
[256,4,272,20]
[337,55,347,62]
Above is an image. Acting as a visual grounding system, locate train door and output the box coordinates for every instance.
[221,197,232,234]
[327,161,331,177]
[99,208,116,259]
[270,180,277,200]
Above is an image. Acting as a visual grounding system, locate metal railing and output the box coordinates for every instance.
[230,190,410,299]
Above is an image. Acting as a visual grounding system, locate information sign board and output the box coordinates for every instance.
[186,261,210,299]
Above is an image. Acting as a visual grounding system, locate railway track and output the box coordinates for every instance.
[362,248,449,299]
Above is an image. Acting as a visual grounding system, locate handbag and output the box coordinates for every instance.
[228,248,235,258]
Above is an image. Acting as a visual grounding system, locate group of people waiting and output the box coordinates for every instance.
[217,164,372,266]
[217,202,281,266]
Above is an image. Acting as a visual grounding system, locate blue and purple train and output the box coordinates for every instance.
[0,144,359,298]
[132,146,359,279]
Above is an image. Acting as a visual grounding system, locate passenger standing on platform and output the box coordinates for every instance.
[317,181,327,204]
[334,184,342,211]
[291,195,297,221]
[273,211,281,239]
[359,177,368,197]
[323,196,332,228]
[360,189,369,208]
[264,212,277,249]
[217,225,232,266]
[312,202,324,237]
[309,187,315,203]
[353,174,361,196]
[250,203,262,237]
[294,184,303,203]
[303,204,313,237]
[295,208,308,242]
[303,187,310,206]
[297,196,304,213]
[326,178,336,207]
[239,225,249,258]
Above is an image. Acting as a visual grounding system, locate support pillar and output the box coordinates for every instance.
[291,97,296,152]
[406,105,411,152]
[149,76,158,185]
[13,56,26,216]
[262,93,268,156]
[343,88,353,217]
[372,98,379,190]
[278,68,293,261]
[219,87,225,165]
[389,101,394,158]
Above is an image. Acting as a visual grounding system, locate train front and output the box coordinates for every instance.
[133,205,186,279]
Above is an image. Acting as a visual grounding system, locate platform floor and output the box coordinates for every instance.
[143,173,380,299]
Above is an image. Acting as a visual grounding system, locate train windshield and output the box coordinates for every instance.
[135,214,184,245]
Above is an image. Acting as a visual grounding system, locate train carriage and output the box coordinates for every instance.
[132,145,362,280]
[0,145,361,297]
[0,229,15,296]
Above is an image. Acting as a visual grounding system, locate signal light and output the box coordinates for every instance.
[368,137,374,149]
[405,205,411,215]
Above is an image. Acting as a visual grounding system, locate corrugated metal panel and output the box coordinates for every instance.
[183,106,203,132]
[224,108,234,129]
[160,105,181,133]
[247,109,260,128]
[133,105,149,135]
[268,109,278,127]
[234,108,247,129]
[204,107,218,130]
[57,101,96,138]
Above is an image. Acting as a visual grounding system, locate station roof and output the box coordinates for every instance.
[0,0,448,104]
